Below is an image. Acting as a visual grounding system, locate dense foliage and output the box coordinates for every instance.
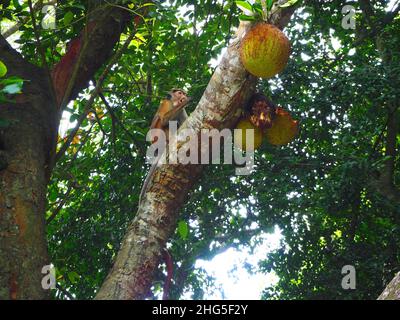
[1,0,399,299]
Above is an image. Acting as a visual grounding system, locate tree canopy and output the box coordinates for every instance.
[0,0,399,300]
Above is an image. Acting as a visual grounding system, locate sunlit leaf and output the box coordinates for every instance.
[67,271,80,284]
[63,11,74,26]
[265,107,299,145]
[178,221,189,240]
[0,60,7,77]
[236,1,254,16]
[279,0,300,8]
[239,14,256,21]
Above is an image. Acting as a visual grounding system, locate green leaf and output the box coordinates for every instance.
[267,0,274,11]
[48,187,59,203]
[239,14,256,21]
[63,11,74,26]
[0,118,11,128]
[70,4,85,10]
[236,1,254,15]
[12,0,21,10]
[252,2,264,15]
[0,94,15,103]
[67,271,80,284]
[1,83,22,94]
[0,76,24,86]
[70,114,80,122]
[177,221,189,240]
[278,0,299,8]
[0,76,24,96]
[141,2,155,7]
[0,60,7,77]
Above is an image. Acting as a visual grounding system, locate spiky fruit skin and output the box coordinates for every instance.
[240,23,290,78]
[234,119,263,151]
[265,107,299,146]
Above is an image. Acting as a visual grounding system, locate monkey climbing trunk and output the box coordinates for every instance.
[96,3,296,299]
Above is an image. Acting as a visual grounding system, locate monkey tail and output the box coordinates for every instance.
[138,158,159,205]
[162,248,173,300]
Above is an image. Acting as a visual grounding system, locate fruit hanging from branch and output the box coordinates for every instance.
[265,107,299,145]
[236,0,297,78]
[234,93,299,150]
[234,92,276,151]
[240,23,290,78]
[234,118,264,151]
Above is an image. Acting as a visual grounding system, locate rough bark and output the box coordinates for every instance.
[0,1,138,299]
[364,7,400,204]
[372,103,400,204]
[95,2,297,300]
[0,37,55,299]
[51,3,132,106]
[378,272,400,300]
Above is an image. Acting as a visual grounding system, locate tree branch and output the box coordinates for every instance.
[383,1,400,27]
[98,91,140,152]
[0,34,42,78]
[1,1,58,39]
[378,271,400,300]
[95,2,297,300]
[51,1,138,107]
[373,103,400,204]
[356,0,400,204]
[55,31,136,163]
[46,185,73,225]
[359,0,375,26]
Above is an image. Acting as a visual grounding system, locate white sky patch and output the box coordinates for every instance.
[209,47,227,68]
[190,227,283,300]
[387,0,398,12]
[59,103,76,137]
[300,52,311,61]
[331,37,341,51]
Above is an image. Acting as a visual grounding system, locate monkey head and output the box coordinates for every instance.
[246,93,277,130]
[170,88,191,109]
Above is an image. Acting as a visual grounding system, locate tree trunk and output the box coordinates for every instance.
[96,3,297,300]
[0,1,135,299]
[0,39,56,299]
[378,272,400,300]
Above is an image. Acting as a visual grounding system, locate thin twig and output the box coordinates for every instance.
[27,0,56,101]
[46,185,73,225]
[94,110,108,138]
[47,123,95,224]
[55,31,137,163]
[94,78,139,151]
[56,284,74,300]
[2,1,58,39]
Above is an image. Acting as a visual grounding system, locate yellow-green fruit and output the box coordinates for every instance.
[234,119,263,151]
[265,107,299,146]
[240,23,290,78]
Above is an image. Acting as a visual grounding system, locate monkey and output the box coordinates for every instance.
[245,93,277,130]
[149,88,190,144]
[139,88,191,204]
